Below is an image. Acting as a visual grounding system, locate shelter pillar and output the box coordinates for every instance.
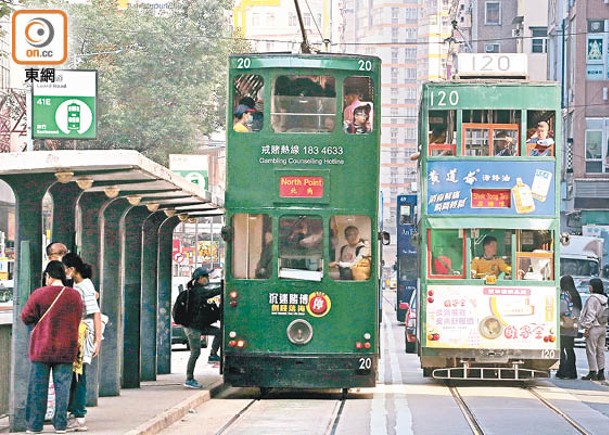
[1,174,54,432]
[77,192,107,406]
[157,216,180,374]
[99,199,130,397]
[49,182,82,252]
[140,212,166,381]
[122,206,149,388]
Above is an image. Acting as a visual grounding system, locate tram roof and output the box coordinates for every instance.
[0,150,223,216]
[423,79,560,87]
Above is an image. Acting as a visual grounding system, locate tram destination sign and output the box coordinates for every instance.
[32,69,97,139]
[457,53,527,78]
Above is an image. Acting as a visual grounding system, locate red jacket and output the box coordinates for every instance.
[21,285,83,363]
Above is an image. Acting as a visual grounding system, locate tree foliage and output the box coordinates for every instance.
[30,0,248,164]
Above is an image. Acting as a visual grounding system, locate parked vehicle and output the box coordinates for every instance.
[405,290,418,354]
[560,235,602,277]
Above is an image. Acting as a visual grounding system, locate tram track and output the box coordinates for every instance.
[447,383,593,435]
[213,389,348,435]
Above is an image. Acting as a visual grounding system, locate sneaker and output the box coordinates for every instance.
[208,354,220,362]
[26,430,42,434]
[55,430,67,434]
[183,379,203,389]
[67,416,88,432]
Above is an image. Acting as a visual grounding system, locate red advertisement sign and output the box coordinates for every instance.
[471,189,511,208]
[172,239,181,256]
[279,176,324,198]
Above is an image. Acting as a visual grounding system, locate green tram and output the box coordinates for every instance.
[222,53,384,390]
[417,80,562,380]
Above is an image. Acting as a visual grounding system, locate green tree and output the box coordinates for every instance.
[34,0,248,164]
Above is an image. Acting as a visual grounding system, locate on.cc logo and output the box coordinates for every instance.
[12,9,67,65]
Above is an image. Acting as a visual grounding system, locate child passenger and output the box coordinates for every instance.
[346,104,372,134]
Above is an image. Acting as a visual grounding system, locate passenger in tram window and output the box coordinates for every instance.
[255,231,273,279]
[343,87,363,127]
[346,104,372,134]
[527,121,554,156]
[494,131,515,156]
[232,104,255,133]
[239,96,263,132]
[471,236,512,279]
[329,226,370,280]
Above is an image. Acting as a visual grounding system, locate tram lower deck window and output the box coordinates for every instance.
[278,216,323,281]
[231,214,272,279]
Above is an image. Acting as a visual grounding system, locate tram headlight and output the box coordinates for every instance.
[363,333,371,340]
[286,319,313,345]
[229,290,238,307]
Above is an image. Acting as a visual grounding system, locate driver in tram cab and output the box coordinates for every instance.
[471,236,512,279]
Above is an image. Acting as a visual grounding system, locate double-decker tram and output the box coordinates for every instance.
[396,194,418,322]
[222,52,384,391]
[417,78,562,379]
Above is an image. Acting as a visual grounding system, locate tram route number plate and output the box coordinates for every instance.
[541,349,556,359]
[357,357,372,374]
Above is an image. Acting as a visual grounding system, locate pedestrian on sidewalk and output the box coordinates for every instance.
[580,278,608,380]
[63,253,103,432]
[183,267,222,389]
[556,275,581,379]
[21,261,83,434]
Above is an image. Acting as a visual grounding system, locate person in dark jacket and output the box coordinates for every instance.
[183,267,222,389]
[556,275,582,379]
[21,260,83,434]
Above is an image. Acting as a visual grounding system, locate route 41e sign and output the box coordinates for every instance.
[32,70,97,139]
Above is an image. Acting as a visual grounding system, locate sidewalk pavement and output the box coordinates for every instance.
[1,347,224,434]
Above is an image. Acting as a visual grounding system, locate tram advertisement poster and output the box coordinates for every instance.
[424,284,557,350]
[32,70,97,139]
[426,161,555,216]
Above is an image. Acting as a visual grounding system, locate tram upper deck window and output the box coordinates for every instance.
[515,230,554,281]
[329,216,371,281]
[470,230,513,279]
[526,112,556,157]
[278,216,323,281]
[343,76,374,134]
[428,110,456,156]
[428,229,465,279]
[461,110,521,156]
[231,214,272,279]
[271,75,336,133]
[233,74,264,132]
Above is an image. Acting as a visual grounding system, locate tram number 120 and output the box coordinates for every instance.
[358,357,372,373]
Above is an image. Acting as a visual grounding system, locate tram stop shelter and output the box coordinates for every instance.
[0,150,223,432]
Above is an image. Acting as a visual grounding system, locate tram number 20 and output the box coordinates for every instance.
[541,349,556,359]
[358,357,372,372]
[235,57,251,69]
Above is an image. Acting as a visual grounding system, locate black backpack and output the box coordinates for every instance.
[172,289,192,326]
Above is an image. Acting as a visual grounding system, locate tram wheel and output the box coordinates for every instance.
[341,388,349,400]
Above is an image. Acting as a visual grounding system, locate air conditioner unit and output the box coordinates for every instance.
[512,28,521,37]
[484,43,499,53]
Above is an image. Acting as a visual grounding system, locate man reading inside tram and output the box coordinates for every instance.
[471,235,512,279]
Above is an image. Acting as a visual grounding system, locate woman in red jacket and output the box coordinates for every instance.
[21,260,83,434]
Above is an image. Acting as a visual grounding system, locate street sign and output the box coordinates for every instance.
[169,154,208,189]
[32,70,97,139]
[173,252,185,263]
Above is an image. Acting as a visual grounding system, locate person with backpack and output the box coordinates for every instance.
[556,275,582,379]
[579,278,609,380]
[175,267,222,389]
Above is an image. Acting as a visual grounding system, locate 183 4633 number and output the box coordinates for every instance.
[303,146,344,155]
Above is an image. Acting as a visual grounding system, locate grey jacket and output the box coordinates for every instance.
[579,293,608,329]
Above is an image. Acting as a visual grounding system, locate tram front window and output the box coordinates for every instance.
[271,75,336,133]
[329,216,371,281]
[470,230,513,279]
[428,229,465,278]
[279,216,323,281]
[231,214,272,279]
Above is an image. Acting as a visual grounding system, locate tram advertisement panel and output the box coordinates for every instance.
[424,284,558,350]
[426,161,555,216]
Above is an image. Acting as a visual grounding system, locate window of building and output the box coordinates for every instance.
[391,98,398,105]
[484,43,500,53]
[485,2,501,25]
[531,27,548,53]
[392,7,399,23]
[392,27,399,42]
[405,68,417,80]
[304,13,311,27]
[585,120,604,173]
[404,48,417,60]
[288,13,297,27]
[391,48,398,63]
